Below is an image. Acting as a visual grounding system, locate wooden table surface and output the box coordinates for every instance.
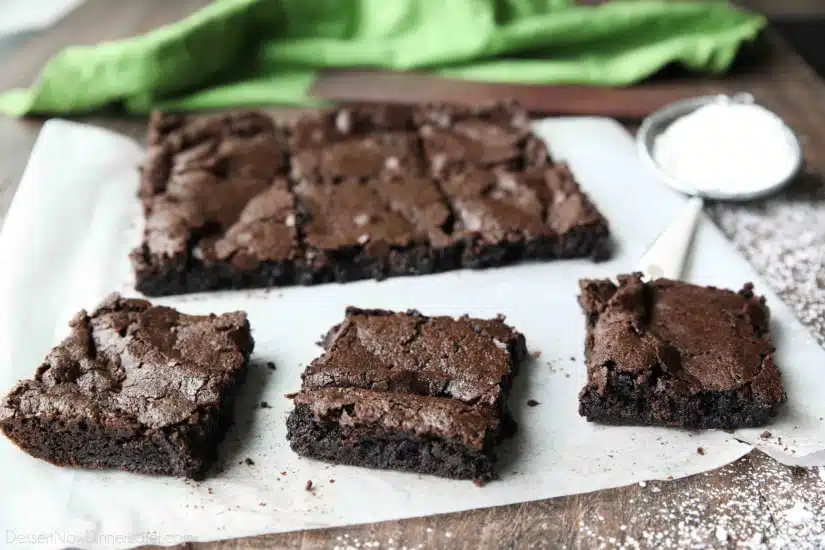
[1,2,825,549]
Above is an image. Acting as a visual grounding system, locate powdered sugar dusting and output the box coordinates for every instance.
[709,171,825,345]
[577,454,825,549]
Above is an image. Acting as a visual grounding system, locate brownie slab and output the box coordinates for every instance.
[133,102,611,297]
[287,307,527,480]
[577,273,786,429]
[0,294,254,479]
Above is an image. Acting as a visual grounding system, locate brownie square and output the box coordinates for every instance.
[287,307,527,480]
[132,111,299,296]
[577,273,786,429]
[288,104,423,181]
[293,177,460,283]
[0,294,254,479]
[290,132,424,181]
[416,102,550,176]
[442,164,610,268]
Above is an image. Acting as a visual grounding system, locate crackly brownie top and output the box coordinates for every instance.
[442,164,607,242]
[301,307,524,407]
[294,176,453,252]
[135,102,614,281]
[293,387,500,450]
[138,111,297,270]
[578,273,783,402]
[0,295,253,430]
[416,102,549,175]
[290,132,424,181]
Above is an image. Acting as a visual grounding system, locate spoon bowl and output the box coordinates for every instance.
[635,93,804,281]
[636,93,803,201]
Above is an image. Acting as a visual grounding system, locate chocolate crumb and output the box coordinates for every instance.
[474,478,486,487]
[259,502,266,507]
[569,356,575,361]
[305,480,313,491]
[761,430,772,439]
[260,401,272,409]
[266,362,277,371]
[697,447,706,455]
[244,458,255,466]
[329,479,335,484]
[531,350,542,359]
[281,471,288,476]
[207,487,213,495]
[527,399,540,407]
[285,392,299,399]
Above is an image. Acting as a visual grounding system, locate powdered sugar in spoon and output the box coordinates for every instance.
[635,93,802,280]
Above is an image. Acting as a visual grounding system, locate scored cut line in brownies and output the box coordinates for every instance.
[287,307,527,480]
[133,102,610,297]
[577,273,786,429]
[0,294,254,479]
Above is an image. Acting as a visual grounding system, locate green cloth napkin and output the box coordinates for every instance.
[0,0,765,116]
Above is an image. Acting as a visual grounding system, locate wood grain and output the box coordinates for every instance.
[1,2,825,549]
[310,71,724,119]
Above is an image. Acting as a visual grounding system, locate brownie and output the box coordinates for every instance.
[0,294,254,479]
[293,176,460,283]
[286,307,527,480]
[415,102,550,176]
[133,103,610,297]
[577,273,786,429]
[442,164,610,267]
[133,111,299,296]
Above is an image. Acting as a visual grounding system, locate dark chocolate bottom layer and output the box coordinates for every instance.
[578,372,783,429]
[1,365,248,479]
[286,405,497,480]
[134,230,610,297]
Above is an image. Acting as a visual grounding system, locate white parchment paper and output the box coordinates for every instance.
[1,118,823,550]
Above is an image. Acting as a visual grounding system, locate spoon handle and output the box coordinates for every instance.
[637,196,704,280]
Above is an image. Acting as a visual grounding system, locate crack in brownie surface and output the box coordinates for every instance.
[577,273,786,429]
[0,294,254,479]
[287,307,527,480]
[302,307,525,408]
[133,102,610,296]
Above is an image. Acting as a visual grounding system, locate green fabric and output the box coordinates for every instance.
[0,0,766,116]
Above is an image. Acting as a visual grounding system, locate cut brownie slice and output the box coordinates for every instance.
[288,104,423,181]
[577,273,786,429]
[288,388,502,480]
[287,307,527,480]
[293,177,460,283]
[291,132,424,182]
[442,164,609,268]
[0,295,254,479]
[132,110,299,296]
[416,102,550,176]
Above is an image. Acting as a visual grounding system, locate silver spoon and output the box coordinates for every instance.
[635,93,803,280]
